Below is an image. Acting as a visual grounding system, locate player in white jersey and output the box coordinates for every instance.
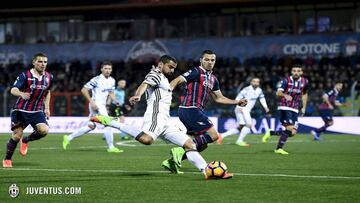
[90,55,233,179]
[62,61,123,153]
[219,78,269,146]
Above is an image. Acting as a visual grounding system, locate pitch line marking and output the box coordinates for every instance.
[1,167,360,180]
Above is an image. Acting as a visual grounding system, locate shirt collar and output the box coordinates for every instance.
[334,87,339,94]
[199,66,212,74]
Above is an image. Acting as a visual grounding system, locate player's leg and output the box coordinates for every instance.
[274,111,298,155]
[20,112,49,156]
[90,115,141,137]
[219,107,243,143]
[262,110,284,143]
[63,121,95,149]
[235,109,252,146]
[312,110,333,141]
[3,111,26,168]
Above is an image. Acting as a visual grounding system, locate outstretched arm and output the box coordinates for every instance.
[129,82,149,105]
[170,76,186,91]
[211,90,247,106]
[301,93,308,116]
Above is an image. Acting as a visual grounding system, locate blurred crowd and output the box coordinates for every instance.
[1,54,360,117]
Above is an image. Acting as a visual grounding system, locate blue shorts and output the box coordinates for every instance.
[319,109,333,122]
[178,107,213,135]
[11,110,48,131]
[278,110,299,129]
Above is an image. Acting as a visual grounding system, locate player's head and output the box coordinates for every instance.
[117,79,126,89]
[250,77,260,89]
[32,52,48,74]
[101,61,113,78]
[334,80,344,91]
[158,55,177,76]
[291,64,303,79]
[200,50,216,71]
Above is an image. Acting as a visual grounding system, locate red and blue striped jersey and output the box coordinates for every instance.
[319,88,339,110]
[12,70,53,112]
[277,76,308,113]
[179,66,220,110]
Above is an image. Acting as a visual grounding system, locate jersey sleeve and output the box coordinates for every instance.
[277,78,288,91]
[180,68,198,82]
[235,88,246,100]
[211,77,220,91]
[12,72,27,89]
[144,71,161,86]
[84,76,98,89]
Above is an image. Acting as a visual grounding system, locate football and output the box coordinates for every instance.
[205,161,227,177]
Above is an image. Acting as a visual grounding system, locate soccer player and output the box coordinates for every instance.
[62,61,123,153]
[219,77,270,146]
[311,81,344,140]
[262,64,308,155]
[91,55,227,179]
[162,50,247,173]
[3,53,53,168]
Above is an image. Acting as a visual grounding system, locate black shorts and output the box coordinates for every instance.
[278,110,299,129]
[10,110,48,131]
[178,107,213,135]
[320,109,333,122]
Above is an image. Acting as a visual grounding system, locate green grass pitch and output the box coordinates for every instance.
[1,133,360,202]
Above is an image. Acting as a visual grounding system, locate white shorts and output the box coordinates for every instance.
[235,107,252,126]
[142,110,189,147]
[88,103,109,117]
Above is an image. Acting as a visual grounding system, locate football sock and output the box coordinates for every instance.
[221,128,240,139]
[5,138,19,160]
[68,126,93,141]
[185,150,207,173]
[192,133,213,151]
[270,130,281,136]
[103,127,114,148]
[236,127,250,143]
[315,123,330,134]
[276,130,291,149]
[22,131,44,143]
[109,121,141,138]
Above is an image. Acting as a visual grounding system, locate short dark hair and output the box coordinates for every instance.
[159,55,177,64]
[33,52,47,60]
[334,80,343,85]
[201,50,215,57]
[292,64,303,69]
[101,61,112,68]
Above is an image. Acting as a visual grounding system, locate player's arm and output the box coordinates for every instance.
[170,76,186,91]
[81,87,98,111]
[11,73,30,100]
[44,91,51,118]
[276,89,292,101]
[10,87,30,100]
[211,90,247,106]
[322,94,333,109]
[259,96,270,113]
[129,82,148,105]
[301,92,308,116]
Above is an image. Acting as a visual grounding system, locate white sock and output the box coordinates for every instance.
[185,150,207,173]
[236,127,250,143]
[68,126,93,141]
[104,127,114,148]
[109,120,141,138]
[221,128,240,139]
